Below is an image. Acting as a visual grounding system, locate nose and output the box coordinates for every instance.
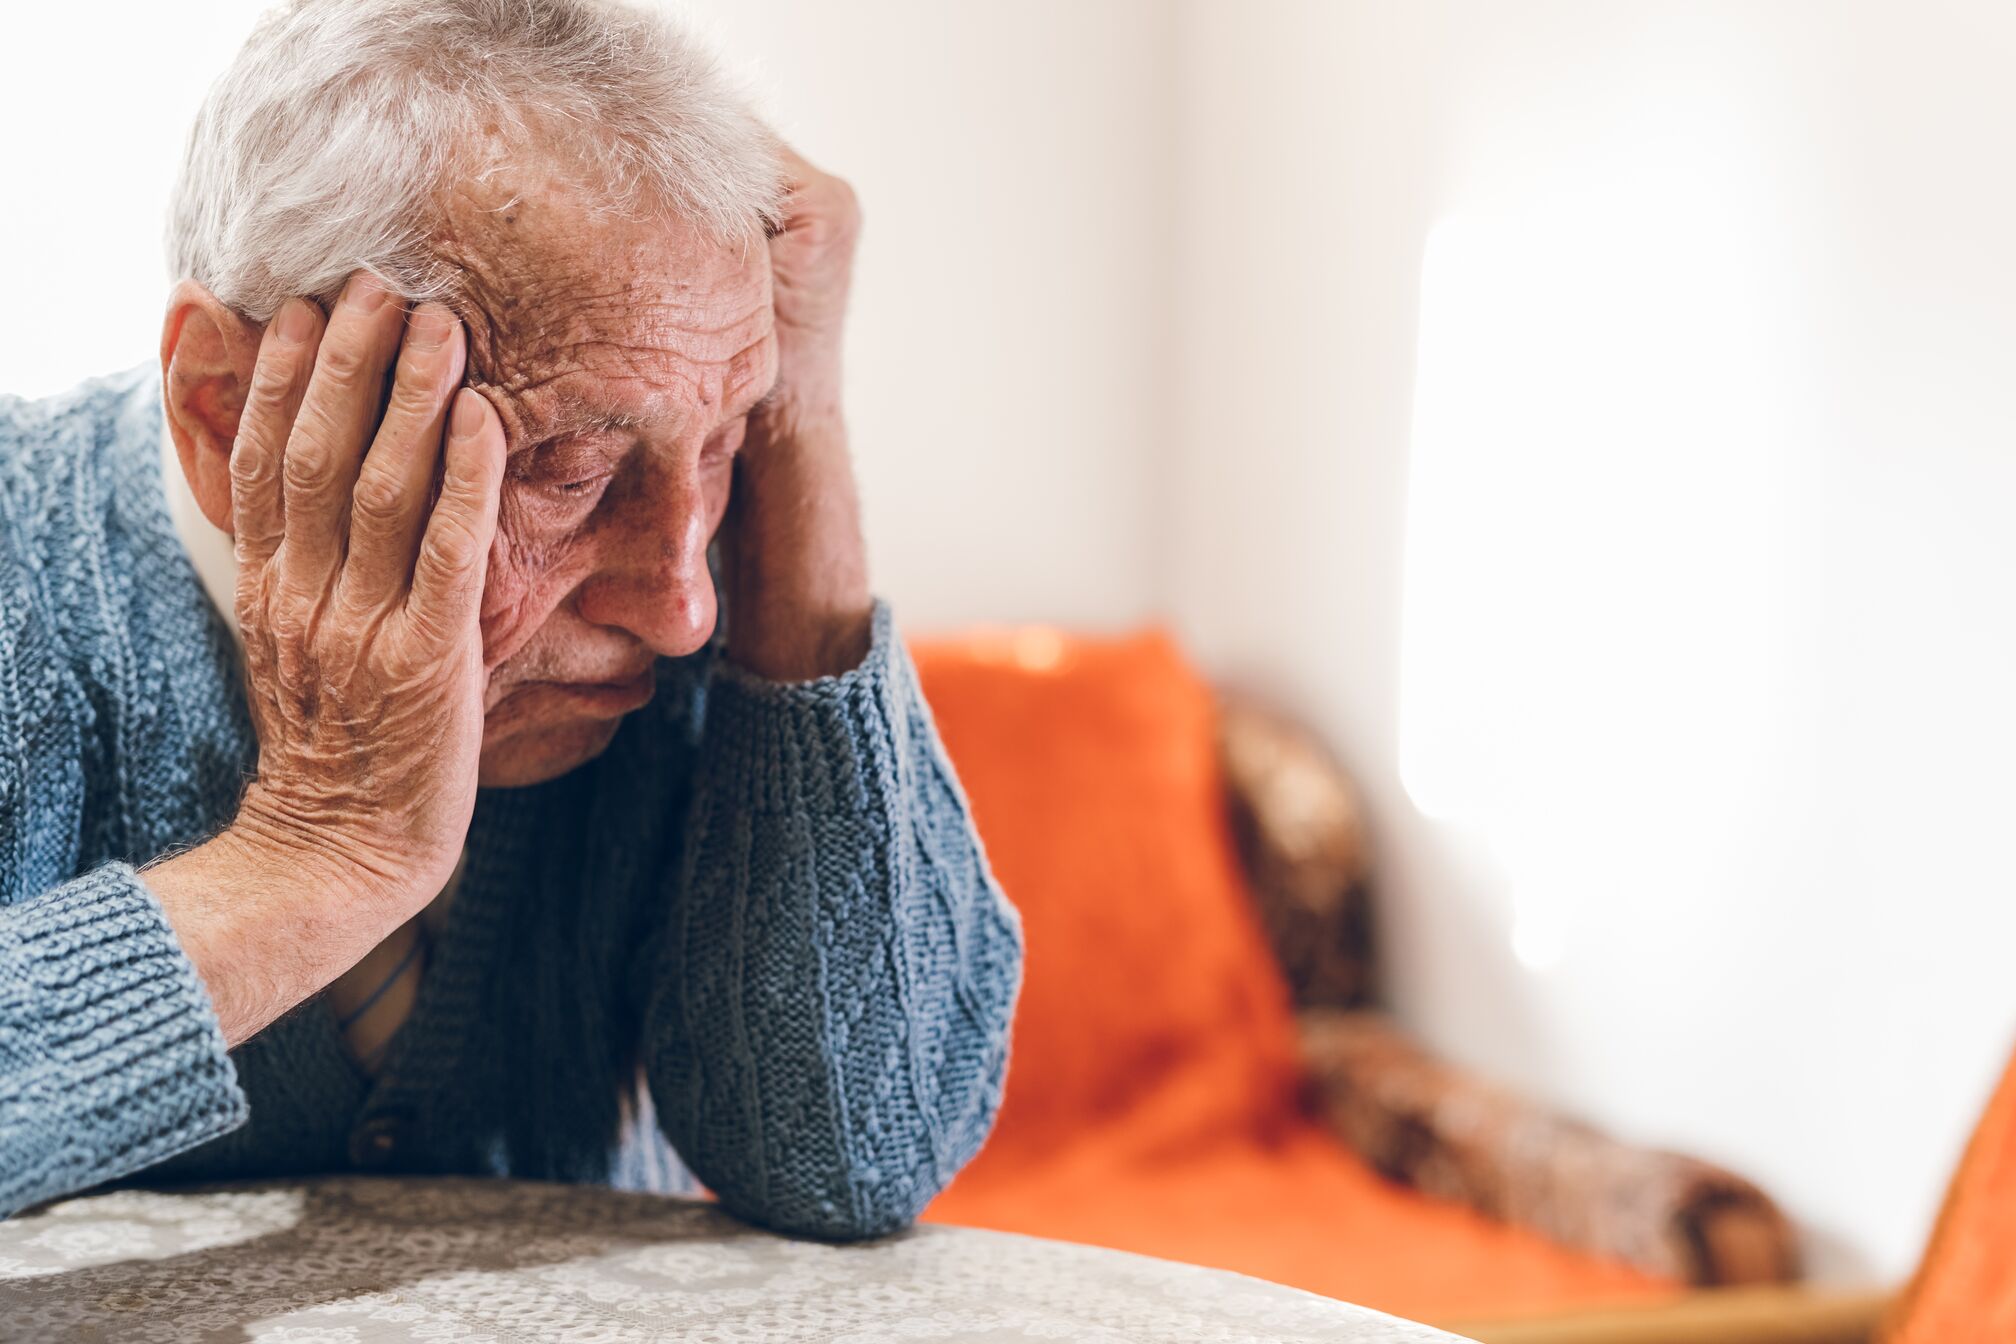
[573,463,719,659]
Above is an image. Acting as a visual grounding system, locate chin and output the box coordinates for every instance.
[478,670,659,786]
[477,714,626,788]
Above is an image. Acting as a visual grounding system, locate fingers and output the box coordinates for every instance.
[405,389,504,645]
[280,272,408,589]
[231,298,325,572]
[776,141,814,183]
[339,304,467,610]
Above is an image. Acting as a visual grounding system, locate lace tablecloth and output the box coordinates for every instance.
[0,1176,1464,1343]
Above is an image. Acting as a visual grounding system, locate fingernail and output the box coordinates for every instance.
[343,272,391,312]
[450,389,485,439]
[408,306,455,352]
[274,300,314,345]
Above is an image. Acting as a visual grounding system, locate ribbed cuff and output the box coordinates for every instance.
[0,863,247,1216]
[704,598,912,814]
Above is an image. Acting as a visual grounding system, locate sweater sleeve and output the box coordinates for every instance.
[638,598,1025,1240]
[0,863,248,1218]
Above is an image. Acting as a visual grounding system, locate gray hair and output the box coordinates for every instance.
[168,0,784,320]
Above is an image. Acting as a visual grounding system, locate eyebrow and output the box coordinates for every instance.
[565,409,649,435]
[535,375,777,443]
[536,398,741,447]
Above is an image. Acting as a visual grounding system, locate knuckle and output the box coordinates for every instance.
[407,582,476,648]
[436,472,497,529]
[824,177,863,230]
[289,398,345,450]
[419,521,478,576]
[803,210,859,255]
[314,339,369,391]
[265,599,310,646]
[233,525,284,565]
[349,469,407,525]
[398,608,454,654]
[378,636,423,679]
[281,440,337,496]
[232,586,264,634]
[383,373,440,425]
[245,350,297,408]
[438,472,486,512]
[229,438,274,488]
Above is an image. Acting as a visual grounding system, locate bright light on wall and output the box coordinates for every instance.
[1398,118,1797,972]
[1181,0,2016,1282]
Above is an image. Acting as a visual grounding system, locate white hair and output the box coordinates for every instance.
[167,0,784,319]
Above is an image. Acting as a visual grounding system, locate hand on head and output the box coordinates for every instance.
[227,272,502,911]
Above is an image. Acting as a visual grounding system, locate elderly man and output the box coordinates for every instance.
[0,0,1023,1237]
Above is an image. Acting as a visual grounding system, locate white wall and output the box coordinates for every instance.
[679,1,1173,630]
[0,5,272,398]
[0,0,1171,632]
[1166,0,2016,1283]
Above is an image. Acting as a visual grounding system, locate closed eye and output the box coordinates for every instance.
[510,435,623,502]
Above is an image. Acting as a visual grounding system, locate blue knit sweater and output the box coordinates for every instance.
[0,366,1024,1237]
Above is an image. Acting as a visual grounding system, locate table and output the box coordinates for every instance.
[0,1176,1466,1343]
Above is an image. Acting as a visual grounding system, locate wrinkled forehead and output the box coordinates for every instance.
[431,160,776,450]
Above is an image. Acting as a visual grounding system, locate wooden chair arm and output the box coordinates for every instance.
[1444,1286,1892,1344]
[1300,1008,1799,1288]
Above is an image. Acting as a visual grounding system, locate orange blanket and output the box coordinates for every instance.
[909,627,1677,1322]
[1887,1037,2016,1342]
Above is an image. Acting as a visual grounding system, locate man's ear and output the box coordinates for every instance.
[160,279,267,534]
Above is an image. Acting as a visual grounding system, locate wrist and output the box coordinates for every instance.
[722,393,871,680]
[725,603,875,682]
[146,816,424,1047]
[230,782,440,915]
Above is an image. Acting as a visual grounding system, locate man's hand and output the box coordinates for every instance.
[764,144,860,416]
[229,272,504,908]
[147,271,505,1045]
[718,145,874,681]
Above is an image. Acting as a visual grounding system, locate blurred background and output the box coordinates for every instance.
[6,0,2015,1315]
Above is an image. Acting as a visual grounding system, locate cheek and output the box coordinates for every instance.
[482,462,734,652]
[480,497,589,655]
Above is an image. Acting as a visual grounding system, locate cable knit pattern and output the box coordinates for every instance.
[0,866,247,1215]
[650,609,1025,1237]
[0,366,1025,1235]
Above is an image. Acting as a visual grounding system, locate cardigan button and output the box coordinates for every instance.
[350,1117,404,1168]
